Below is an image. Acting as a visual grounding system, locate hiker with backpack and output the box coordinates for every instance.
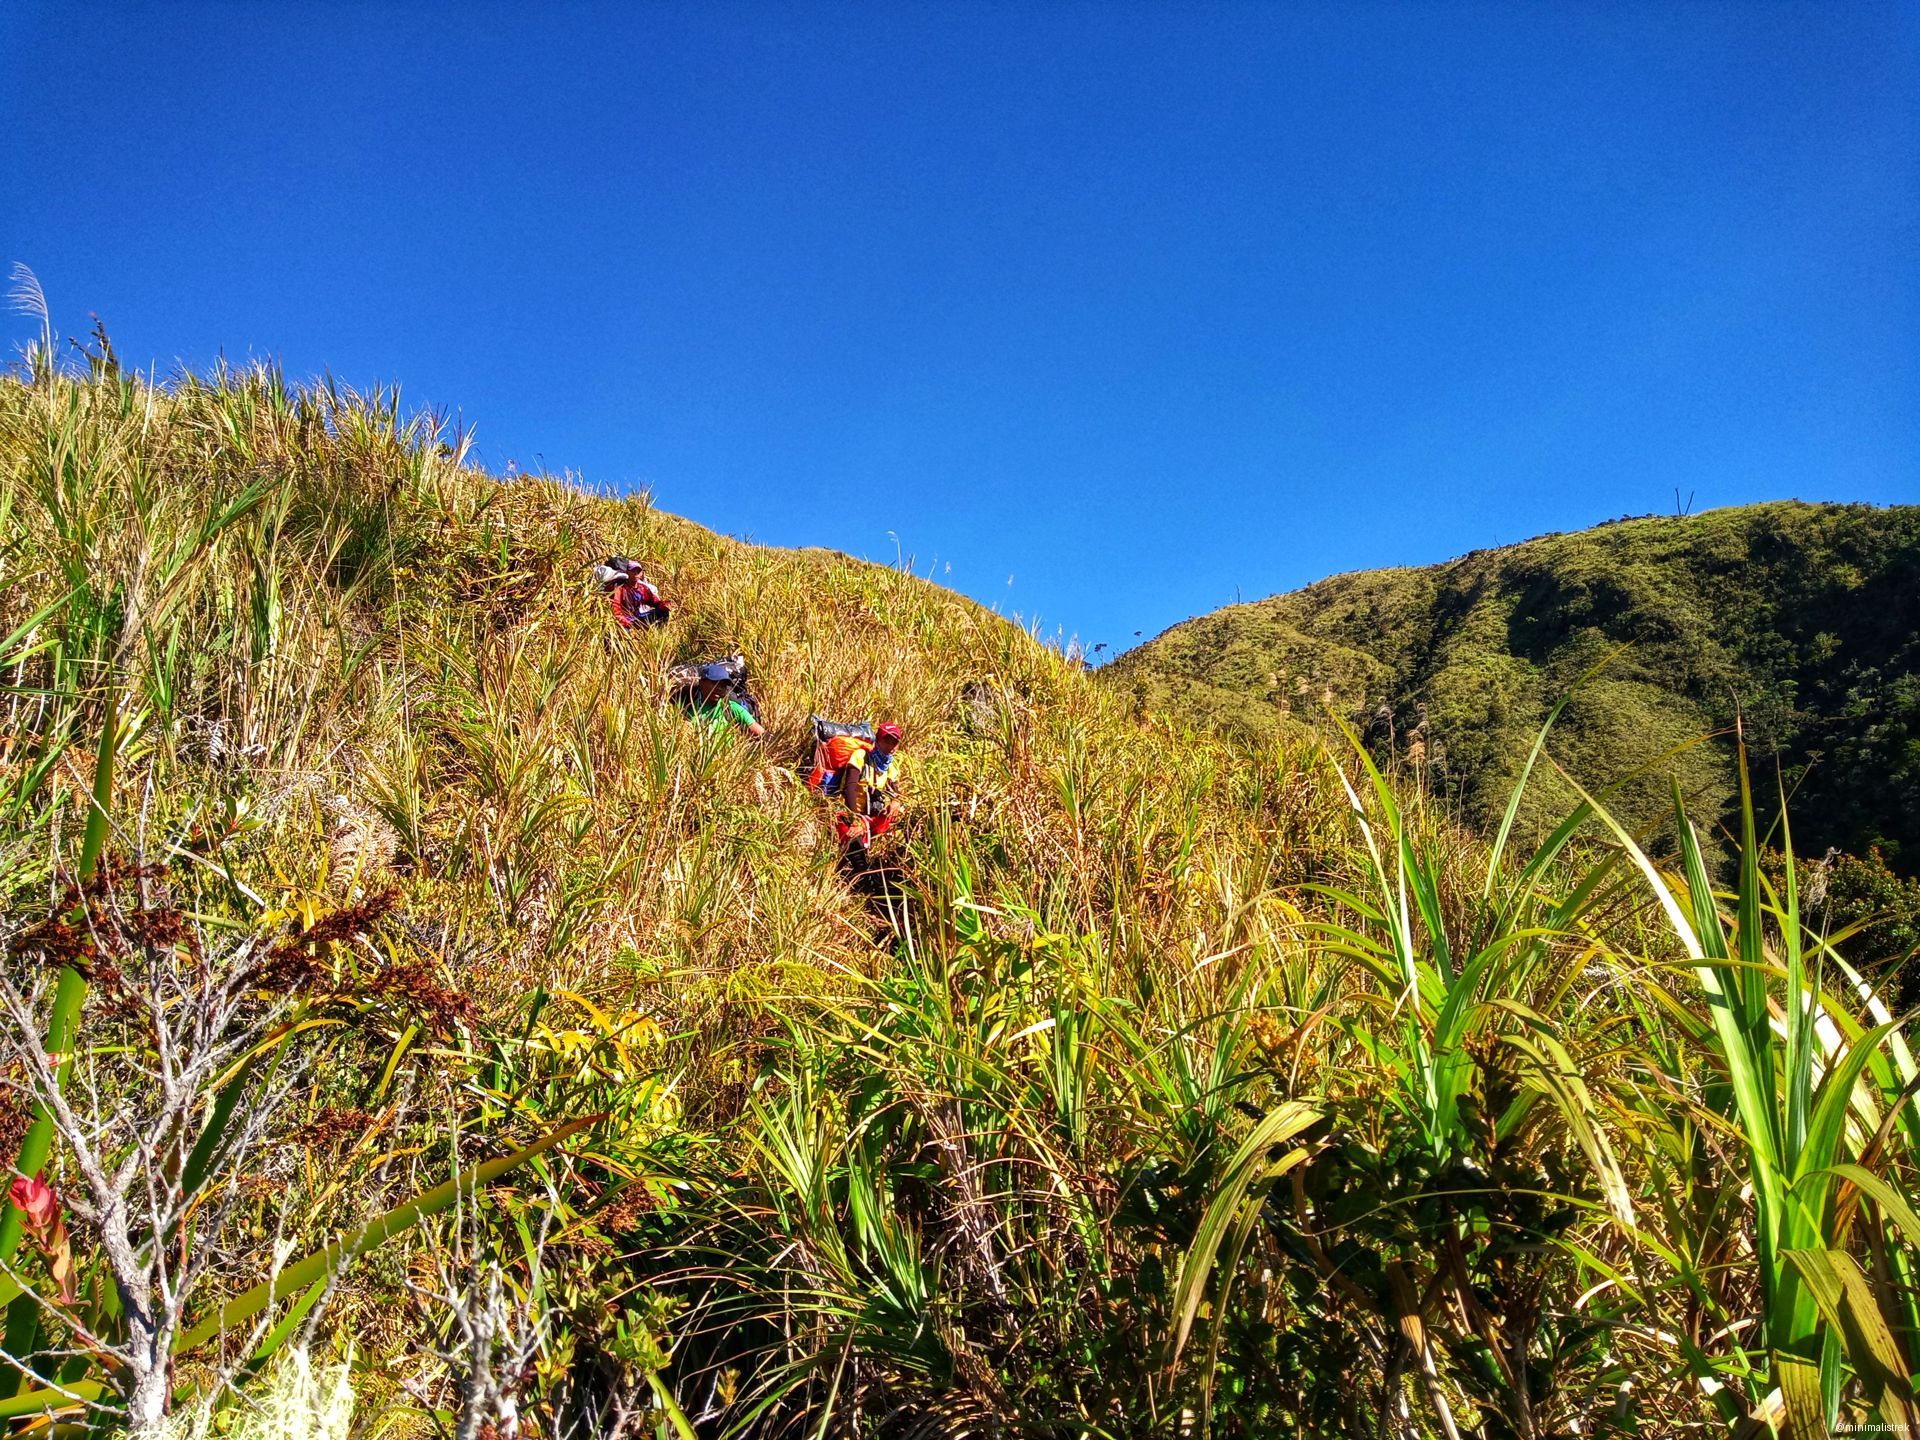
[808,717,903,853]
[594,556,670,628]
[687,660,765,739]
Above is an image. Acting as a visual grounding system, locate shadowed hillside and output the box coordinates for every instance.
[1,354,1917,1436]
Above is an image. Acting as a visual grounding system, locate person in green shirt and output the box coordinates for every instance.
[691,662,765,738]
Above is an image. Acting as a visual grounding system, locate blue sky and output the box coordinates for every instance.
[3,3,1915,654]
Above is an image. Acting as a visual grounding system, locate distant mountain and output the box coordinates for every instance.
[1109,503,1920,882]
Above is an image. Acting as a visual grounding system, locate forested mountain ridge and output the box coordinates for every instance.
[1109,502,1920,883]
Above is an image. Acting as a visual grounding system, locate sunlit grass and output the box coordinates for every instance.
[0,346,1913,1435]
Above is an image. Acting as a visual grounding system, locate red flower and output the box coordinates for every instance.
[9,1173,58,1233]
[9,1172,75,1303]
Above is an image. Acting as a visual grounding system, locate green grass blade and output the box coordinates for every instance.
[0,1379,109,1421]
[0,695,115,1269]
[1795,1021,1901,1219]
[1773,762,1812,1167]
[1483,642,1629,901]
[1786,1248,1915,1426]
[1169,1101,1318,1367]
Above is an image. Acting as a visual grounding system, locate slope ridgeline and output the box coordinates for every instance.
[1111,502,1920,877]
[1,358,1917,1436]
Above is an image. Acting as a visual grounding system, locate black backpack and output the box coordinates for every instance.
[811,715,874,746]
[668,654,761,721]
[806,715,873,790]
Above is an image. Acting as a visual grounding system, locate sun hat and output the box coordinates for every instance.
[700,662,732,683]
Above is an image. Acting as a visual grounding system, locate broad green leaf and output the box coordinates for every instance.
[1821,1164,1920,1252]
[0,1378,108,1421]
[1786,1248,1916,1427]
[1795,1021,1903,1232]
[1169,1101,1319,1367]
[1777,1352,1827,1440]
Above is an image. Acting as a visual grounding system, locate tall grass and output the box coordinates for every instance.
[0,351,1913,1435]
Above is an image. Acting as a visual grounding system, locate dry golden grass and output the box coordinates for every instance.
[2,359,1913,1436]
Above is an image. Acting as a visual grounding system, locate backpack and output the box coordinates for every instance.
[668,654,762,721]
[807,715,875,791]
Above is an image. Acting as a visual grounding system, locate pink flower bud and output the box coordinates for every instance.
[9,1173,59,1232]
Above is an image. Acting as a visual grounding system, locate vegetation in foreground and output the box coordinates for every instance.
[0,331,1917,1436]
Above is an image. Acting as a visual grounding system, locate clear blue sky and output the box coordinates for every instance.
[4,3,1915,654]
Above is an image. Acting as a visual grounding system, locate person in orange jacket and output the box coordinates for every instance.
[810,720,903,853]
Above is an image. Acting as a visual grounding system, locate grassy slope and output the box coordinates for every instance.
[0,364,1280,1002]
[3,364,1917,1435]
[0,364,1365,1426]
[1108,502,1920,867]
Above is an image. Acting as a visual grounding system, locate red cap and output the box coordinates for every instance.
[876,721,903,742]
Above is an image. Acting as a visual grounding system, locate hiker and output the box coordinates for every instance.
[690,661,765,738]
[809,718,903,852]
[594,556,669,628]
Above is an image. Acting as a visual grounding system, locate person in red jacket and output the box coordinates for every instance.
[594,557,669,628]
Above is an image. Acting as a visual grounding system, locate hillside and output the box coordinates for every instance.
[1110,503,1920,872]
[1,359,1917,1437]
